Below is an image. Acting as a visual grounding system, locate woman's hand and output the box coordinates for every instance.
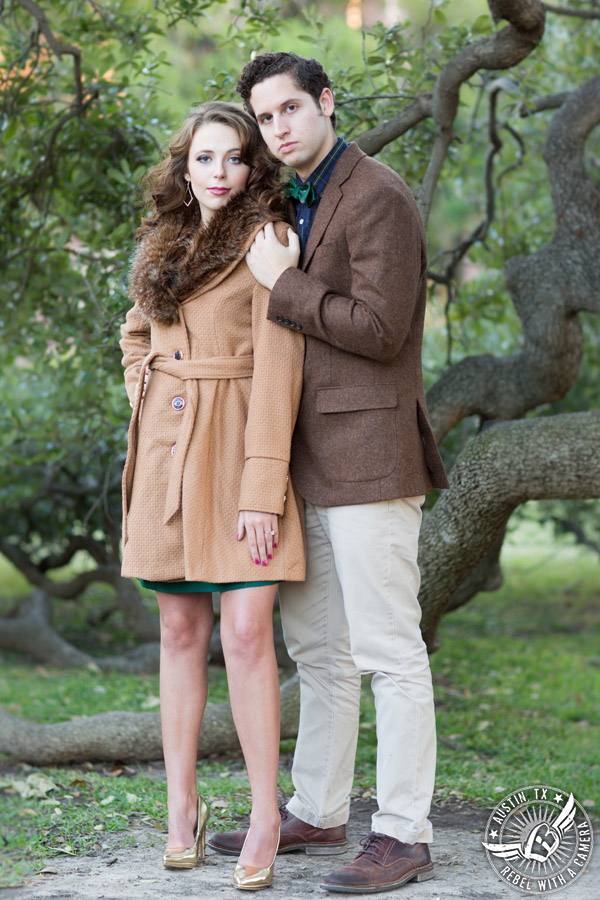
[237,510,279,567]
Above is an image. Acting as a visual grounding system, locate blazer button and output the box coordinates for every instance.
[295,324,302,331]
[283,318,290,326]
[172,396,185,410]
[174,350,183,359]
[276,315,283,323]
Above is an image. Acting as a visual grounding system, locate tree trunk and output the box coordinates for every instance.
[0,675,300,765]
[0,590,161,673]
[418,411,600,649]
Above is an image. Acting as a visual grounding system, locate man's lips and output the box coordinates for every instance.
[208,187,230,195]
[279,142,297,153]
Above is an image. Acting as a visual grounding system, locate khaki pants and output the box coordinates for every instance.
[279,497,436,844]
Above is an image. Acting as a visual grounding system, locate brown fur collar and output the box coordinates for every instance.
[129,192,269,325]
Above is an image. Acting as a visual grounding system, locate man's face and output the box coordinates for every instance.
[249,72,335,180]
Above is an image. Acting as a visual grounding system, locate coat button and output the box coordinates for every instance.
[171,444,176,455]
[174,350,183,360]
[172,396,185,410]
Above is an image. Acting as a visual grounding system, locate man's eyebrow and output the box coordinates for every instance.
[257,98,301,117]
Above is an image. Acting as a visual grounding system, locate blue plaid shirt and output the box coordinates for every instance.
[289,137,348,257]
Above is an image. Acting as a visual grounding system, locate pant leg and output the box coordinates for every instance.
[325,497,436,844]
[279,502,361,828]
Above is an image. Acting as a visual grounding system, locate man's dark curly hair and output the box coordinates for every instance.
[237,52,336,130]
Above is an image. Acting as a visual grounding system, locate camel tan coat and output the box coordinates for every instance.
[120,196,305,583]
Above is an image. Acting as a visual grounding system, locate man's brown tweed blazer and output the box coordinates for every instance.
[267,141,449,507]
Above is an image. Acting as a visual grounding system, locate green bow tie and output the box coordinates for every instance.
[285,179,317,207]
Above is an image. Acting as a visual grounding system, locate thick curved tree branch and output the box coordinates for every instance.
[519,90,571,115]
[0,590,160,672]
[543,3,600,18]
[355,94,433,156]
[418,0,545,224]
[419,411,600,649]
[0,540,160,642]
[427,75,600,442]
[0,675,301,764]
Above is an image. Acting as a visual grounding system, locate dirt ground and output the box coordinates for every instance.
[9,796,598,900]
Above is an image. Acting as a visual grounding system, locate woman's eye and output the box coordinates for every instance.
[229,156,243,164]
[197,155,211,163]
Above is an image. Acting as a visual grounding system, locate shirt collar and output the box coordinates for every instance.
[293,136,348,199]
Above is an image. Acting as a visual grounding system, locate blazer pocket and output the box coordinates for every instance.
[316,384,397,414]
[316,385,398,482]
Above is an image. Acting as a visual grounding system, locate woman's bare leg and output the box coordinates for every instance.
[220,584,281,868]
[157,590,214,849]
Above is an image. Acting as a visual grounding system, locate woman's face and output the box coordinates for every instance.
[185,122,251,223]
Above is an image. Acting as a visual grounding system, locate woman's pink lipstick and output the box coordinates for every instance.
[208,187,230,195]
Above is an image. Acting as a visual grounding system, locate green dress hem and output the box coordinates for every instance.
[139,579,278,594]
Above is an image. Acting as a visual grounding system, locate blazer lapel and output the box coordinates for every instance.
[301,142,365,271]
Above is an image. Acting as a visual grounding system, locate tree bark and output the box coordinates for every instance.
[0,675,300,765]
[427,75,600,442]
[418,0,546,224]
[418,411,600,649]
[0,590,161,673]
[0,541,160,644]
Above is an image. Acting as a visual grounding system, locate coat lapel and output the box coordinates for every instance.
[301,142,365,271]
[130,193,270,325]
[181,220,266,302]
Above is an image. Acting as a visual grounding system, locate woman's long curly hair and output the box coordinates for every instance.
[136,101,285,241]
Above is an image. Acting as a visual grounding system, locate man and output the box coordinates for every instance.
[209,52,449,894]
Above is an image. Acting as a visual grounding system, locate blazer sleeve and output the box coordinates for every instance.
[238,236,304,515]
[267,176,426,363]
[119,304,152,406]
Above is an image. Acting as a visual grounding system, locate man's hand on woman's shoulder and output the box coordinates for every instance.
[246,222,300,290]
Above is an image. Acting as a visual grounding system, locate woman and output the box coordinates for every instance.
[119,101,305,890]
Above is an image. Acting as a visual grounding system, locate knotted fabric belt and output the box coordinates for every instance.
[123,352,254,534]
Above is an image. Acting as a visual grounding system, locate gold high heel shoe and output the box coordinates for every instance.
[233,825,280,891]
[163,795,210,869]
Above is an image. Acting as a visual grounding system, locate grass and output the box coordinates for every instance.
[1,516,599,887]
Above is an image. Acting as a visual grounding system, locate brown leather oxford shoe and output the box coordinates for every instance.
[208,806,347,857]
[321,832,434,893]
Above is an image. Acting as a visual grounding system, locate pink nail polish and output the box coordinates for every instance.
[268,554,272,559]
[262,560,267,566]
[273,543,278,549]
[255,558,260,564]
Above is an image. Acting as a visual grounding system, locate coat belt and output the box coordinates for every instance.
[124,352,254,532]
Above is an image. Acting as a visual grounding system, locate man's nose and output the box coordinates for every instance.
[273,115,289,137]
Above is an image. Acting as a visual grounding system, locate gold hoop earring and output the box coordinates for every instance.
[184,181,194,207]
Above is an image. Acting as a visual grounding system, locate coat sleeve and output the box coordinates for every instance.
[238,239,304,515]
[119,304,152,406]
[267,175,426,363]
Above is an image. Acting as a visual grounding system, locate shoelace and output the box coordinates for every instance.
[356,831,390,860]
